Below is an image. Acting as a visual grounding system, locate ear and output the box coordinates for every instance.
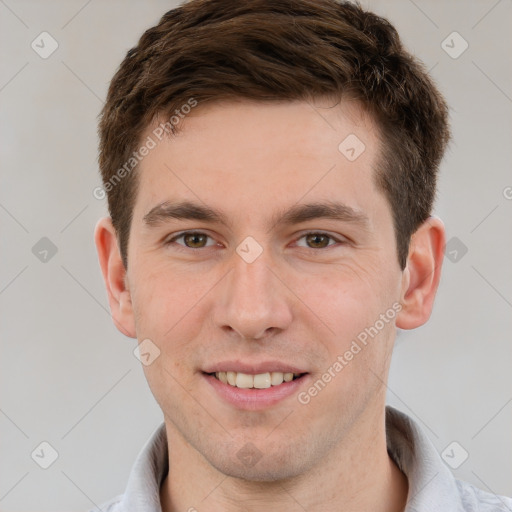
[94,217,136,338]
[396,216,445,330]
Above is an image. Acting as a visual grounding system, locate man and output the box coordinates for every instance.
[92,0,511,510]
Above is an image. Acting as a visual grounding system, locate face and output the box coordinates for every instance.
[122,98,407,480]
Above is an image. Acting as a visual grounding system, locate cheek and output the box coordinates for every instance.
[133,267,207,408]
[297,261,399,393]
[130,261,208,334]
[300,262,393,337]
[298,271,397,418]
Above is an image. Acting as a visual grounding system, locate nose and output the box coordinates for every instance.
[213,249,293,341]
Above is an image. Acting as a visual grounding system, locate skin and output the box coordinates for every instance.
[95,98,445,511]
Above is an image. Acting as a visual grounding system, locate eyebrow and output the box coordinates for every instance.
[142,200,370,230]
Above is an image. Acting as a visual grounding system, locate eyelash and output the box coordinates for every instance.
[164,231,347,251]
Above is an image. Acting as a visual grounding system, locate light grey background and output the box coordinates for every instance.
[1,0,511,510]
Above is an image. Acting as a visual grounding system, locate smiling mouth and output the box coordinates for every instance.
[207,371,306,389]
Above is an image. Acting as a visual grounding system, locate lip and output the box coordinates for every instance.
[202,360,307,374]
[203,372,310,411]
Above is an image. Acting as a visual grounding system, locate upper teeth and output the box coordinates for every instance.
[215,371,300,389]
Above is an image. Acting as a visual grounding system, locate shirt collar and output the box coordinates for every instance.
[385,406,464,511]
[120,421,168,512]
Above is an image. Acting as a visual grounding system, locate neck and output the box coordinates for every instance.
[160,404,408,512]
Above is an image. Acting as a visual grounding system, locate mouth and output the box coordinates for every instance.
[202,364,311,412]
[206,371,306,389]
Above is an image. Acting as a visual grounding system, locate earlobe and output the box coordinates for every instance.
[396,216,445,330]
[94,217,137,338]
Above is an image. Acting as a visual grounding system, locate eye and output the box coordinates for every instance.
[295,232,345,249]
[164,230,346,252]
[165,231,217,249]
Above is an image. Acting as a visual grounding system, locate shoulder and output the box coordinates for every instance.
[456,479,512,511]
[86,494,123,512]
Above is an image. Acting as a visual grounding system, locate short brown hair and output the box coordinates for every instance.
[98,0,450,270]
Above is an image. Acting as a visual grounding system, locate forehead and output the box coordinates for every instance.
[133,98,385,225]
[154,97,378,156]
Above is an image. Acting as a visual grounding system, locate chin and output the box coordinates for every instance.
[205,444,313,483]
[216,461,306,483]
